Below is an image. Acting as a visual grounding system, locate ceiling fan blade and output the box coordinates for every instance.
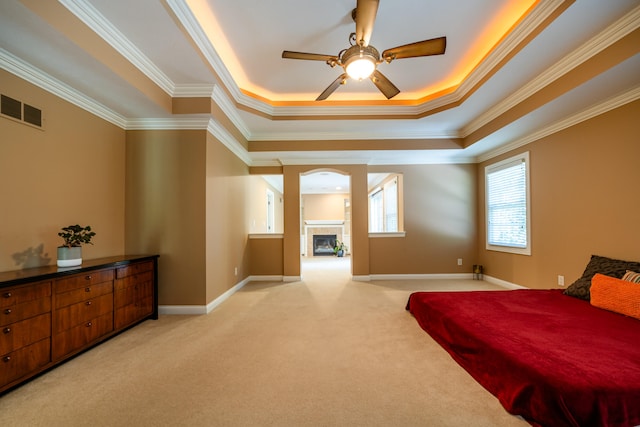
[370,70,400,99]
[282,51,339,62]
[354,0,379,47]
[316,73,348,101]
[382,37,446,62]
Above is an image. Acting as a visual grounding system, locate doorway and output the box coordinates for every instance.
[299,170,351,278]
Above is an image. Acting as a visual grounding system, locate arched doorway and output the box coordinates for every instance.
[299,169,351,278]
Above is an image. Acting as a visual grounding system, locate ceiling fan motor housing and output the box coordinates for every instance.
[341,44,380,80]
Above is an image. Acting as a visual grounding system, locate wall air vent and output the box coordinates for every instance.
[1,94,21,120]
[23,103,42,127]
[1,94,43,129]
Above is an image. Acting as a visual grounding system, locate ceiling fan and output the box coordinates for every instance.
[282,0,446,101]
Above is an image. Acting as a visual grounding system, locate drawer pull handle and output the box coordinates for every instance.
[86,301,92,306]
[86,321,92,327]
[2,292,11,298]
[3,327,10,334]
[4,308,11,315]
[2,356,10,363]
[85,275,92,280]
[85,287,91,293]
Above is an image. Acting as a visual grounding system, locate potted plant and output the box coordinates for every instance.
[57,224,95,267]
[333,240,347,257]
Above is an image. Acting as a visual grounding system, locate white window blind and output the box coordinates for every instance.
[486,152,530,255]
[369,189,383,232]
[384,179,398,232]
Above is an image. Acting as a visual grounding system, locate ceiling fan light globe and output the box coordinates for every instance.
[346,57,376,80]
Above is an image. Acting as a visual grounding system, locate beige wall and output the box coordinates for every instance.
[302,193,348,221]
[0,70,125,272]
[125,129,207,306]
[368,164,477,274]
[205,132,250,303]
[478,100,640,289]
[4,68,637,304]
[125,129,251,307]
[249,237,283,276]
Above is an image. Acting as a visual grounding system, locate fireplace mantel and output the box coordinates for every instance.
[304,220,344,225]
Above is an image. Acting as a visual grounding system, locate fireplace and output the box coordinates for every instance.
[313,234,336,256]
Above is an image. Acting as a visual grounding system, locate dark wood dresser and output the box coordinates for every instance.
[0,255,158,394]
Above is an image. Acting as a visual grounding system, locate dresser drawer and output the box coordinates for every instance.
[52,312,113,361]
[0,282,51,308]
[114,270,153,292]
[1,297,51,327]
[54,293,113,334]
[55,280,113,309]
[55,269,114,294]
[1,338,51,386]
[114,296,154,330]
[116,261,153,279]
[0,313,51,355]
[114,272,153,306]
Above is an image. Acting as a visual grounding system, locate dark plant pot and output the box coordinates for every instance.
[57,246,82,267]
[336,250,344,257]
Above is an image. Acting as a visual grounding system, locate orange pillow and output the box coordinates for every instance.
[590,273,640,320]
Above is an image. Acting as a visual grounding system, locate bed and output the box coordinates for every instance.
[406,260,640,427]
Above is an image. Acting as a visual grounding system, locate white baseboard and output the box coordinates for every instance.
[369,273,474,281]
[248,275,283,282]
[483,275,526,289]
[283,276,301,282]
[159,276,251,315]
[352,275,371,281]
[158,305,208,315]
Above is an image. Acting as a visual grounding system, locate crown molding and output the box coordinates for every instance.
[172,84,215,97]
[249,129,460,142]
[167,0,567,121]
[477,85,640,163]
[165,0,244,101]
[278,158,371,166]
[463,4,640,138]
[126,117,210,130]
[211,85,251,139]
[207,119,252,166]
[0,48,127,128]
[59,0,176,96]
[455,0,566,99]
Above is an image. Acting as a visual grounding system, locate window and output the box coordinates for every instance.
[485,152,531,255]
[368,175,401,233]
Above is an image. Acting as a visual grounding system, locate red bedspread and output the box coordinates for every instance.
[406,289,640,427]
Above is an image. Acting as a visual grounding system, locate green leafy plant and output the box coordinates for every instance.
[333,240,347,254]
[58,224,96,248]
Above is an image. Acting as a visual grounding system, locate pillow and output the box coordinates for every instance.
[564,255,640,301]
[590,273,640,320]
[622,270,640,283]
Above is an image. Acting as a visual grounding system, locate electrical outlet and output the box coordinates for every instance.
[558,275,565,286]
[457,258,463,266]
[234,267,238,276]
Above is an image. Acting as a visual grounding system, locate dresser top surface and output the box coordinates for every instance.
[0,255,158,289]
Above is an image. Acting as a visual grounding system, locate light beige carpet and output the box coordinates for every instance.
[0,257,528,426]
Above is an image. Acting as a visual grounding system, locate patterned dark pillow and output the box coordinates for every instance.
[564,255,640,301]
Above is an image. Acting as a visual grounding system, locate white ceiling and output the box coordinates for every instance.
[1,0,639,195]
